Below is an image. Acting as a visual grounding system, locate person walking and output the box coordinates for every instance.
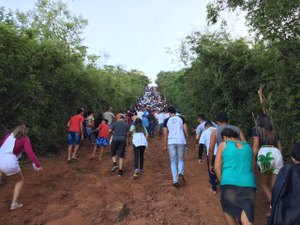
[103,106,115,125]
[67,108,85,162]
[214,128,256,225]
[199,121,218,193]
[163,106,189,188]
[0,122,42,210]
[195,114,207,163]
[110,114,130,177]
[209,114,246,174]
[268,144,300,225]
[147,111,156,137]
[86,111,95,145]
[252,113,283,202]
[130,118,148,179]
[91,119,110,161]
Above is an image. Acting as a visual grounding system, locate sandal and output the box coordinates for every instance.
[11,202,23,210]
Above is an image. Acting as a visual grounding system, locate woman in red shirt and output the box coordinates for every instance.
[0,122,42,210]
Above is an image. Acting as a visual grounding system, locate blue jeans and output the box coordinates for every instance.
[148,120,155,135]
[85,127,94,144]
[168,144,185,183]
[207,155,217,191]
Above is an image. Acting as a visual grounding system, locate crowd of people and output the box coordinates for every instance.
[0,85,299,225]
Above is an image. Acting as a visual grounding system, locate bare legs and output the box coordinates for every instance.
[10,171,24,210]
[112,156,123,170]
[260,173,275,202]
[91,146,105,160]
[67,145,80,161]
[223,211,252,225]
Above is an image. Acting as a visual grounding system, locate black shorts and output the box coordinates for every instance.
[111,140,126,158]
[220,185,256,223]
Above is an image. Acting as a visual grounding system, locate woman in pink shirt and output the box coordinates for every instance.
[0,122,42,210]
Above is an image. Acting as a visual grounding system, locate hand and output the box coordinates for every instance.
[164,146,168,152]
[209,165,215,174]
[198,159,203,164]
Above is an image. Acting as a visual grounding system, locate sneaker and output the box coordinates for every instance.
[133,171,138,179]
[118,169,124,177]
[178,174,186,185]
[10,202,23,210]
[172,182,180,188]
[139,169,143,174]
[111,162,118,172]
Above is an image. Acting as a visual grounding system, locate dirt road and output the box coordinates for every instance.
[0,136,269,225]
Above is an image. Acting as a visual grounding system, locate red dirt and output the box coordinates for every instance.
[0,136,269,225]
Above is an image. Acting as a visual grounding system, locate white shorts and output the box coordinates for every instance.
[0,154,21,176]
[257,147,283,175]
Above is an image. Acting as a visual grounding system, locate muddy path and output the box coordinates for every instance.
[0,135,269,225]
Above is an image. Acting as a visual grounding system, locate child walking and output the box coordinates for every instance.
[91,119,110,161]
[130,118,148,179]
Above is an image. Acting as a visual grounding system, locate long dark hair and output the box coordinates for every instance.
[134,118,145,134]
[256,113,278,145]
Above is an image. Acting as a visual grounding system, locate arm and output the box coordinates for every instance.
[208,130,217,172]
[214,142,225,182]
[258,84,267,114]
[92,128,100,133]
[80,122,84,140]
[183,123,189,147]
[238,128,246,141]
[252,137,260,157]
[277,140,282,151]
[144,127,149,139]
[67,120,70,128]
[23,137,42,169]
[163,127,168,151]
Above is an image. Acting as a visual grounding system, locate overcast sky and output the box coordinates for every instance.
[2,0,249,84]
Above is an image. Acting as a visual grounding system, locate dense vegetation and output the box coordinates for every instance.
[156,1,300,154]
[0,0,149,153]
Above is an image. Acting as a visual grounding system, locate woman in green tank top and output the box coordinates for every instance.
[214,128,256,225]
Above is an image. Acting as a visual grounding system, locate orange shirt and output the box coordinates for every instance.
[98,124,110,139]
[68,114,84,133]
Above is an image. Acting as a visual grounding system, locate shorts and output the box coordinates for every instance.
[0,154,21,176]
[111,140,126,158]
[220,185,256,223]
[68,132,81,145]
[96,137,109,147]
[257,147,283,174]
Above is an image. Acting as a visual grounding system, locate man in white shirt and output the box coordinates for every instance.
[156,111,166,135]
[103,106,115,125]
[199,121,218,193]
[163,106,189,188]
[195,114,207,163]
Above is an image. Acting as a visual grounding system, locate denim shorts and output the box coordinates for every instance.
[68,132,81,145]
[96,137,109,147]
